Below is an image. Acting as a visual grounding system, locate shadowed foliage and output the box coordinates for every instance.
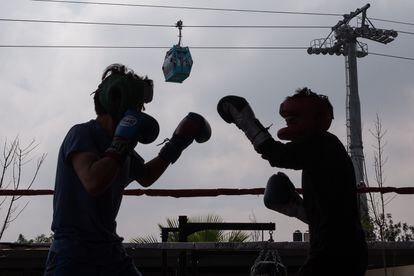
[131,214,250,243]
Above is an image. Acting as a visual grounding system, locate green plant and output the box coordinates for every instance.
[131,214,250,243]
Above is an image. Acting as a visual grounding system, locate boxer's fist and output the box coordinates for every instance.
[105,110,159,164]
[173,112,211,143]
[264,173,308,223]
[159,112,211,164]
[217,95,271,149]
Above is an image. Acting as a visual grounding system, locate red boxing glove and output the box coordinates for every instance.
[159,112,211,164]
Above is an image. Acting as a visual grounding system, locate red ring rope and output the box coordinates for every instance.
[0,187,413,197]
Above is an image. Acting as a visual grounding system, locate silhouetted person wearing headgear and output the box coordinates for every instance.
[44,64,211,275]
[217,88,367,276]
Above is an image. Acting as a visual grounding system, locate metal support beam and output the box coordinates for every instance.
[345,40,369,219]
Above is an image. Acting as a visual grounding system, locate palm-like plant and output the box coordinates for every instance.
[131,214,250,243]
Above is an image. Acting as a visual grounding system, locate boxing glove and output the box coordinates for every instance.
[105,109,159,164]
[264,172,308,223]
[159,112,211,164]
[217,95,271,149]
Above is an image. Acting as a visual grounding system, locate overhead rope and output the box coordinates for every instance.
[370,52,414,61]
[31,0,343,17]
[0,45,308,50]
[31,0,414,27]
[1,187,414,197]
[1,17,413,36]
[0,18,174,27]
[0,45,412,60]
[0,18,331,29]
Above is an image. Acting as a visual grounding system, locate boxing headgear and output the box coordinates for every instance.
[97,64,153,121]
[277,89,333,141]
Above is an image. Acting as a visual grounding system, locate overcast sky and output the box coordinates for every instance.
[0,0,413,243]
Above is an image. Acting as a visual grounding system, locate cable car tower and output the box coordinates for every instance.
[307,4,398,219]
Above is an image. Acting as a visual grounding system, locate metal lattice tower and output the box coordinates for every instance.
[307,4,398,219]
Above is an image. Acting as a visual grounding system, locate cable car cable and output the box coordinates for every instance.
[394,30,414,35]
[367,17,414,27]
[31,0,414,27]
[2,17,414,37]
[0,45,171,49]
[0,45,307,50]
[369,52,414,61]
[0,44,413,61]
[0,18,337,33]
[31,0,343,17]
[2,18,414,36]
[0,18,174,27]
[0,18,332,29]
[183,25,330,29]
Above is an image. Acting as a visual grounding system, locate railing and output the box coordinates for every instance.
[160,215,276,276]
[1,187,414,197]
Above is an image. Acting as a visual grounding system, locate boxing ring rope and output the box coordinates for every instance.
[0,187,414,197]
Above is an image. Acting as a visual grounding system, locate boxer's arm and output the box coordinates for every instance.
[71,151,120,196]
[133,112,211,187]
[135,156,170,187]
[256,137,317,170]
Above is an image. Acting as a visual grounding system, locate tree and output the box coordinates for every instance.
[131,214,250,243]
[0,137,46,240]
[16,233,54,243]
[16,233,30,243]
[377,213,414,242]
[363,115,414,275]
[365,114,388,243]
[362,115,414,242]
[33,233,54,243]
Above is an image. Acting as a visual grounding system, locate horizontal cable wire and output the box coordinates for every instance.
[0,18,331,29]
[32,0,414,27]
[394,30,414,35]
[370,52,414,61]
[0,45,308,50]
[0,44,412,60]
[0,45,170,49]
[31,0,343,16]
[1,18,413,37]
[172,25,329,29]
[0,18,174,27]
[2,18,414,36]
[369,17,414,27]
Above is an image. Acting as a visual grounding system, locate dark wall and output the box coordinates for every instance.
[0,242,413,276]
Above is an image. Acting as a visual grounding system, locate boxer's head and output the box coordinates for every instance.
[93,63,153,123]
[277,87,333,141]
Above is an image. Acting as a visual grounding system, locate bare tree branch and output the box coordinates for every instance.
[366,114,389,275]
[0,138,17,189]
[0,195,16,238]
[8,201,29,224]
[0,137,46,240]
